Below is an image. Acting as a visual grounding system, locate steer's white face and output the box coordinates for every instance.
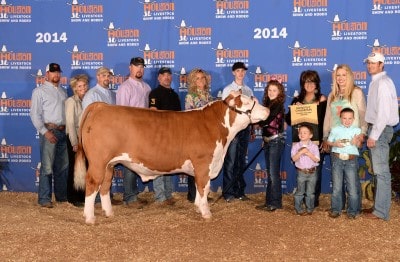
[229,95,270,123]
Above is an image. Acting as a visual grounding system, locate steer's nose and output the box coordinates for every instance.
[263,107,270,119]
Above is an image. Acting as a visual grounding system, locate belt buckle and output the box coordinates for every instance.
[339,153,349,160]
[263,134,278,143]
[306,168,314,174]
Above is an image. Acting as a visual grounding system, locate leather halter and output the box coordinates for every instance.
[223,99,256,119]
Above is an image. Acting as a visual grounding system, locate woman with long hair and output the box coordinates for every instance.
[65,74,89,206]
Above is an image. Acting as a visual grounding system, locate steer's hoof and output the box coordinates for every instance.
[85,217,96,225]
[104,211,114,218]
[202,212,212,220]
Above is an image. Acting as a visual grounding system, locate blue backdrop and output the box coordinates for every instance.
[0,0,399,194]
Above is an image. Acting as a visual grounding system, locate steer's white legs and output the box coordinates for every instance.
[196,180,212,219]
[84,191,97,225]
[100,191,114,218]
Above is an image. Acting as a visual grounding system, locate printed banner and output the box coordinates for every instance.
[0,0,399,194]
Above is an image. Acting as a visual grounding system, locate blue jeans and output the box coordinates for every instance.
[153,175,174,202]
[294,171,316,213]
[331,154,360,216]
[123,167,140,204]
[222,127,250,199]
[369,126,393,220]
[187,175,196,201]
[314,152,326,206]
[38,130,68,205]
[264,137,284,208]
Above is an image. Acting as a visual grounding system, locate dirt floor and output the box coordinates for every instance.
[1,191,400,261]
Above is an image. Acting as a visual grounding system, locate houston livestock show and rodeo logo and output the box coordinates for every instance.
[0,1,31,23]
[292,0,328,17]
[140,43,175,69]
[68,44,104,70]
[0,45,31,70]
[176,19,212,46]
[213,42,249,68]
[141,0,174,21]
[104,22,140,47]
[68,0,103,22]
[289,41,327,67]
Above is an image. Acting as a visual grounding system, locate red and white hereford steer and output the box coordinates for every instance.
[74,93,269,224]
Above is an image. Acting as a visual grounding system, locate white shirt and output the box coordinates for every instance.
[221,81,253,100]
[365,71,399,140]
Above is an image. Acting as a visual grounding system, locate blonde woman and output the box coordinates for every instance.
[323,64,367,142]
[185,68,213,202]
[65,74,89,206]
[185,68,213,110]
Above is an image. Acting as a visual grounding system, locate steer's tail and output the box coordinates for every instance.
[73,104,93,191]
[74,143,87,190]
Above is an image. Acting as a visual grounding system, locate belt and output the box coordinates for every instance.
[296,167,316,174]
[368,123,392,128]
[45,123,65,131]
[332,152,357,161]
[263,134,281,143]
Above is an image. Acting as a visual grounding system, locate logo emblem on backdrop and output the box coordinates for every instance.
[0,92,31,116]
[215,0,249,19]
[281,171,287,190]
[367,38,400,66]
[140,43,175,69]
[250,67,288,92]
[0,45,31,70]
[1,138,8,158]
[288,41,327,67]
[104,22,140,47]
[67,0,103,23]
[141,0,175,21]
[176,20,212,46]
[353,70,367,89]
[371,1,400,15]
[0,137,32,164]
[112,167,123,190]
[68,45,104,70]
[212,42,249,68]
[0,1,31,23]
[328,14,368,41]
[109,71,128,91]
[292,0,328,17]
[33,69,45,87]
[0,92,9,113]
[178,174,188,188]
[177,67,187,91]
[252,163,267,187]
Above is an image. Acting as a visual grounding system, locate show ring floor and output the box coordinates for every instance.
[1,191,399,261]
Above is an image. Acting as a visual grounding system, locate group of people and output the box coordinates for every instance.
[30,51,398,221]
[254,52,398,221]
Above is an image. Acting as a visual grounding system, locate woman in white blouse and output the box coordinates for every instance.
[65,74,89,206]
